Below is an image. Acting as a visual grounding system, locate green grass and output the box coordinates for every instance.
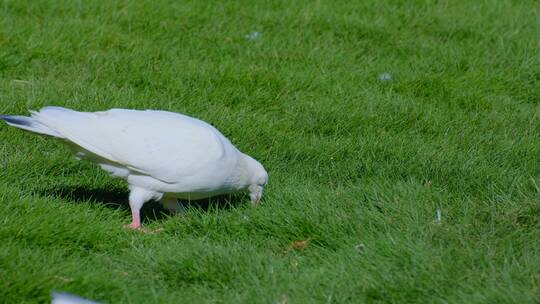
[1,0,540,303]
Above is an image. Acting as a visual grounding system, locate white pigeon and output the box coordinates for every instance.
[0,107,268,229]
[51,292,101,304]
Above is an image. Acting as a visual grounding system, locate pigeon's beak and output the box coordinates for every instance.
[249,185,263,204]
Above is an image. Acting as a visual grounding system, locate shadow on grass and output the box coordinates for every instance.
[35,185,247,223]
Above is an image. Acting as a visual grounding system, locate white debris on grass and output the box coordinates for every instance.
[378,73,392,81]
[245,31,261,40]
[436,208,442,222]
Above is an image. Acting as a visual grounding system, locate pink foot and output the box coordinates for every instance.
[124,209,142,230]
[123,223,142,230]
[123,223,163,233]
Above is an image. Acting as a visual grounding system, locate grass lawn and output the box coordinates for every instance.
[1,0,540,303]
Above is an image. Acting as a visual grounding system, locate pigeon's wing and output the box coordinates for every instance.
[33,107,235,183]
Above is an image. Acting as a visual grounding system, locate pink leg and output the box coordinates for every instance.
[124,186,162,230]
[124,209,141,229]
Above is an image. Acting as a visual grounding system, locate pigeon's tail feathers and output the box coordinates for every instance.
[32,106,86,125]
[0,114,64,138]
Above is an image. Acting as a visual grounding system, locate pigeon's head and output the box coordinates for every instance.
[240,153,268,204]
